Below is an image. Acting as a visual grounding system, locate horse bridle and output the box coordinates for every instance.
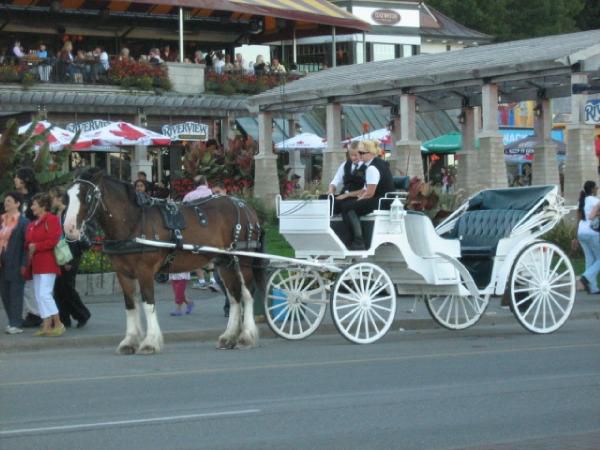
[70,178,107,240]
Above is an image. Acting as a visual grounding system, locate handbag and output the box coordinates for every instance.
[54,238,73,266]
[591,216,600,232]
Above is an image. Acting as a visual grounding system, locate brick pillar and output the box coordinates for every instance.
[564,73,597,205]
[322,103,346,189]
[253,112,279,208]
[397,94,424,179]
[456,106,480,194]
[478,83,507,188]
[532,98,559,187]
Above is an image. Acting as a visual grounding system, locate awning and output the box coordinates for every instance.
[421,132,463,154]
[1,0,368,41]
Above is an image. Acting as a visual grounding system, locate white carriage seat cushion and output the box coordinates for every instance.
[456,209,528,256]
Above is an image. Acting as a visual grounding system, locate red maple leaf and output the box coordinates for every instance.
[110,123,146,140]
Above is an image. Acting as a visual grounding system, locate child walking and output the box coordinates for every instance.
[169,272,193,316]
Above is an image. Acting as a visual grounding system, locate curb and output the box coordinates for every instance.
[1,311,598,353]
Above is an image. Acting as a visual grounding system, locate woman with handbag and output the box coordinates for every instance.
[24,193,65,336]
[577,181,600,294]
[0,192,29,334]
[50,188,91,328]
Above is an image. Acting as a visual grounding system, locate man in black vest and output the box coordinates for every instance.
[328,142,366,214]
[337,140,394,250]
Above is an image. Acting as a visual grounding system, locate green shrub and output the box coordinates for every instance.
[79,250,114,274]
[542,219,582,259]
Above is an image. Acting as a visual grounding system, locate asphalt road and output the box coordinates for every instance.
[1,319,599,450]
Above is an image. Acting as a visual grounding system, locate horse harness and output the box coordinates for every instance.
[73,178,262,271]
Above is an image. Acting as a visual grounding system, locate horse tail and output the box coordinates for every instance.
[252,229,267,302]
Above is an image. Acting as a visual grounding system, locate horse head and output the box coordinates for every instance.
[64,168,105,241]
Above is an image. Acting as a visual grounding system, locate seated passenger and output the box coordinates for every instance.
[328,142,365,214]
[336,140,394,250]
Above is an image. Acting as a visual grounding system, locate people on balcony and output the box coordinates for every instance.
[90,46,110,83]
[12,40,24,61]
[254,55,267,76]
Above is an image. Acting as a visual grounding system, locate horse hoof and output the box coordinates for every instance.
[217,337,237,350]
[116,345,137,355]
[236,337,256,349]
[137,345,159,355]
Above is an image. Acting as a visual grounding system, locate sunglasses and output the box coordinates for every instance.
[358,151,368,155]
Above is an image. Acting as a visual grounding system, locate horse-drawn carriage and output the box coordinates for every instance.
[64,170,575,354]
[263,185,576,344]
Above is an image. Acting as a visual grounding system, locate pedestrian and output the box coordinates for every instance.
[183,175,217,290]
[169,272,193,316]
[14,167,43,327]
[50,188,91,328]
[0,192,29,334]
[577,181,600,294]
[24,193,65,336]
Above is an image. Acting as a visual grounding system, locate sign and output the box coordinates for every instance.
[162,122,208,141]
[371,9,401,26]
[585,99,600,125]
[66,119,111,133]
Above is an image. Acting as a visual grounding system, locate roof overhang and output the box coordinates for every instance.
[249,30,600,114]
[0,0,369,43]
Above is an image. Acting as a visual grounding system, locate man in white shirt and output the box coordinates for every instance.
[328,142,365,213]
[13,40,24,60]
[91,47,110,83]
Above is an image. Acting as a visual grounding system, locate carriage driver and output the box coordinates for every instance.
[327,142,366,214]
[335,140,394,250]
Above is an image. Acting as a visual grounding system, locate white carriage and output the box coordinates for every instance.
[264,185,576,344]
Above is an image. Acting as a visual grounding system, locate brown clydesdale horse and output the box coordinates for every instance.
[63,169,265,354]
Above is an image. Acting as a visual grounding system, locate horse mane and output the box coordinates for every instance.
[78,168,138,205]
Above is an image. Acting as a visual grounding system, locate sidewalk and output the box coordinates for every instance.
[1,282,599,352]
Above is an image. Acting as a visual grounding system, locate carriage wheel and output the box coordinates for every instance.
[423,292,490,330]
[331,262,397,344]
[264,268,328,340]
[508,241,575,334]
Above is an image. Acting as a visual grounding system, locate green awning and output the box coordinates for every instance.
[422,132,462,153]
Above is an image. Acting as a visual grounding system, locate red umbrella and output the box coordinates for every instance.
[80,121,171,147]
[18,121,92,151]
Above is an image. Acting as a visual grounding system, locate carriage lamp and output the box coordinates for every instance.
[390,196,406,223]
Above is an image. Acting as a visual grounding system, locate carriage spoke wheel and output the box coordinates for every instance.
[331,262,396,344]
[265,268,327,340]
[423,292,490,330]
[509,241,575,334]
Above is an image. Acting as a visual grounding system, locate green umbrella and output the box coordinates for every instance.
[422,132,463,153]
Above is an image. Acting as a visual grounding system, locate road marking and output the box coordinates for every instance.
[0,409,261,437]
[1,341,598,387]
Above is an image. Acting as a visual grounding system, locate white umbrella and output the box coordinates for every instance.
[18,121,92,151]
[275,132,326,150]
[345,127,392,147]
[80,121,171,147]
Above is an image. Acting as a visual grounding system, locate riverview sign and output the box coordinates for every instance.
[162,122,208,141]
[585,99,600,125]
[371,9,401,26]
[66,120,111,133]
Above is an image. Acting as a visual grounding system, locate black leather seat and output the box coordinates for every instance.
[455,209,528,257]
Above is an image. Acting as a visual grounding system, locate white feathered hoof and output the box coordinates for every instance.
[136,335,163,355]
[237,328,258,349]
[217,334,237,350]
[116,337,140,355]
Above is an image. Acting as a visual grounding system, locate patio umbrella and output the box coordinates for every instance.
[504,135,566,163]
[275,132,326,150]
[18,121,92,151]
[345,128,392,148]
[421,132,463,154]
[80,121,171,147]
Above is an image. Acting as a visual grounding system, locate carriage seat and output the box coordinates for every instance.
[454,209,527,257]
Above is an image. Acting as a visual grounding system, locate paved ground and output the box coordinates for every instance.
[1,280,599,352]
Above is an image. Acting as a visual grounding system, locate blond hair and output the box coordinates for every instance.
[359,140,379,155]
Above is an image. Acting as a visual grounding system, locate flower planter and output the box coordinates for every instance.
[76,272,122,297]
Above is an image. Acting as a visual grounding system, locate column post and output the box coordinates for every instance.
[564,72,596,204]
[396,93,423,178]
[531,97,559,186]
[456,106,480,194]
[478,82,507,188]
[253,112,279,208]
[322,103,346,189]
